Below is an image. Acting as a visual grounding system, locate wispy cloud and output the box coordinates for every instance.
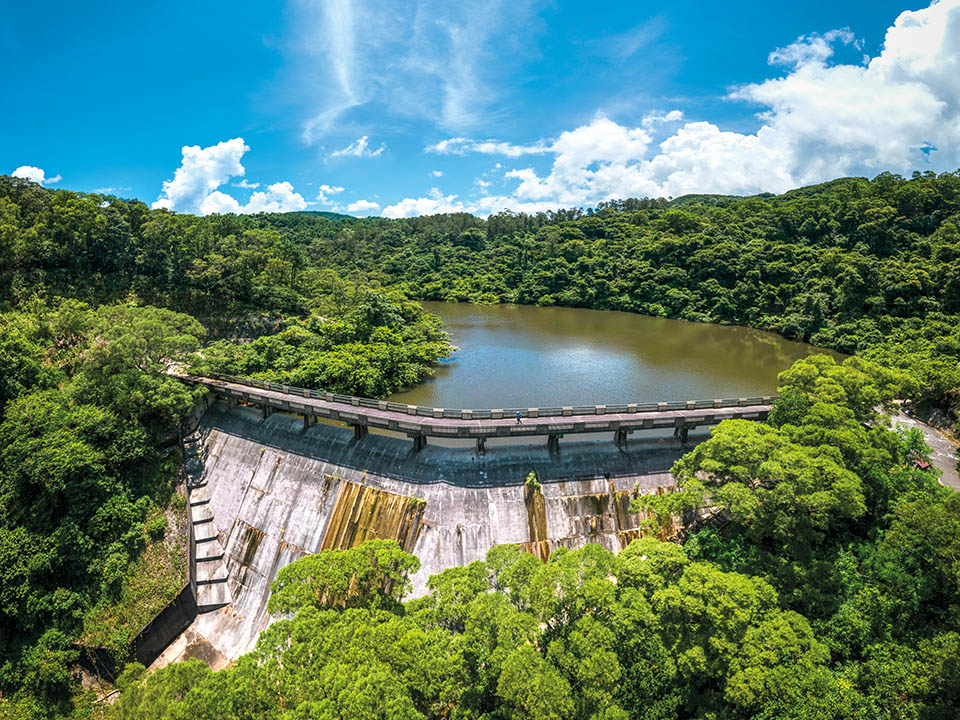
[287,0,548,142]
[592,16,668,62]
[427,137,550,157]
[330,135,385,158]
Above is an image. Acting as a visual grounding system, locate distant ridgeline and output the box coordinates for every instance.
[1,171,958,418]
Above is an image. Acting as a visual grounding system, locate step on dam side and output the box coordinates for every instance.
[154,400,704,667]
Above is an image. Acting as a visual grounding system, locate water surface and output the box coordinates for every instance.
[390,303,840,409]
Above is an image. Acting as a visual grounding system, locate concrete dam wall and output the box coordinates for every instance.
[154,401,695,666]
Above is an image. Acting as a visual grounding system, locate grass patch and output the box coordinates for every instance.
[79,499,188,655]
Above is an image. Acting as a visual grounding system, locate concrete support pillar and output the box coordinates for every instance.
[412,434,427,452]
[303,414,315,432]
[476,437,486,456]
[261,404,273,419]
[674,424,689,443]
[547,433,561,454]
[614,428,630,447]
[353,424,368,441]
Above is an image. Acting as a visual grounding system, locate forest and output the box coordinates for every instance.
[0,170,958,718]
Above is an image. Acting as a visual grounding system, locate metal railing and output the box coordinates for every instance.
[188,371,776,420]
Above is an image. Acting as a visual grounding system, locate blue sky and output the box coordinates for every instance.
[3,0,959,217]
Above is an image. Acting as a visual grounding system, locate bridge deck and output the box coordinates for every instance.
[177,373,773,443]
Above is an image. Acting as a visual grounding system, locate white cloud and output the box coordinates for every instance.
[289,0,548,141]
[201,182,308,215]
[153,138,307,215]
[316,184,345,204]
[12,166,60,185]
[330,135,385,158]
[93,186,131,194]
[152,138,249,213]
[641,109,683,129]
[234,179,260,189]
[406,0,960,213]
[427,136,550,157]
[767,29,858,67]
[347,199,380,213]
[382,188,466,218]
[431,170,443,177]
[245,182,308,213]
[595,17,667,62]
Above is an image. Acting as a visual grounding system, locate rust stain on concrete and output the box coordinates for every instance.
[320,480,426,553]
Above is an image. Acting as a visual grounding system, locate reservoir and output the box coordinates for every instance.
[390,302,839,409]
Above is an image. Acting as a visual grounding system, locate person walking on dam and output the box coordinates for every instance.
[516,411,523,424]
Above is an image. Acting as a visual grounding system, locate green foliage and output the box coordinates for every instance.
[3,171,959,414]
[105,398,960,720]
[3,173,960,716]
[0,301,200,710]
[268,539,421,615]
[80,505,187,654]
[190,288,452,398]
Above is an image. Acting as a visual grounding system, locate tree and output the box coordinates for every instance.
[496,645,575,720]
[268,540,420,615]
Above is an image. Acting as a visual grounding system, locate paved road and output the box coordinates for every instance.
[893,411,959,490]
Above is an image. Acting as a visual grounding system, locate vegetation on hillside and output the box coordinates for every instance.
[1,170,959,717]
[4,171,957,419]
[189,286,453,397]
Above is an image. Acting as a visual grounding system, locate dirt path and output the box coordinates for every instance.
[892,411,959,490]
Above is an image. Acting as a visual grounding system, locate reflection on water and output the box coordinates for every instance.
[389,303,843,409]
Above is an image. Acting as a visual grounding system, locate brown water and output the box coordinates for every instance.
[390,303,841,409]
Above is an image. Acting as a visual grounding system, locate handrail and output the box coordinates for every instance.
[185,371,777,419]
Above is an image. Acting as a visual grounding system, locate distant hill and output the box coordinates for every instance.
[287,210,355,220]
[667,192,774,207]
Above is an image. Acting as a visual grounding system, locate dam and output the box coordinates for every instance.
[154,304,829,668]
[156,399,713,667]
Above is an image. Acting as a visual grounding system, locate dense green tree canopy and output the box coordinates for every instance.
[1,172,960,717]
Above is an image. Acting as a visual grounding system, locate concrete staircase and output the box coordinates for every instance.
[183,433,232,613]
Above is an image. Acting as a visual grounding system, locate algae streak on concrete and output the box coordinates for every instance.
[155,401,693,665]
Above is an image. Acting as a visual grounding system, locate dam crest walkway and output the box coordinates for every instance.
[174,372,774,452]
